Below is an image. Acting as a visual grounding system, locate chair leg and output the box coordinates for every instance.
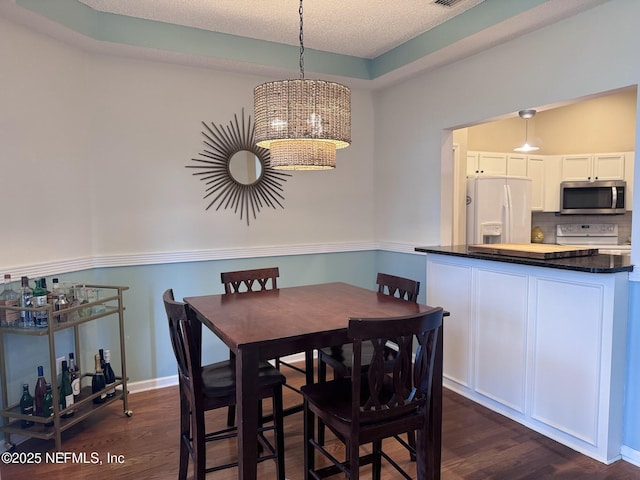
[408,430,417,461]
[372,440,382,480]
[192,409,206,480]
[178,393,190,480]
[317,358,326,446]
[273,387,286,480]
[226,404,236,427]
[303,400,315,480]
[349,437,360,480]
[415,423,428,480]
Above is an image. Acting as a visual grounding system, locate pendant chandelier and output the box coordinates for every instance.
[253,0,351,170]
[514,109,539,153]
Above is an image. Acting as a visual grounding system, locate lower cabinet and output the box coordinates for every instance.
[426,254,628,463]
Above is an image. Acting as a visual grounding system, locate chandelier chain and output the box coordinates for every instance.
[299,0,304,79]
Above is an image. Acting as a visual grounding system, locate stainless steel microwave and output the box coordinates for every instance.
[560,180,626,215]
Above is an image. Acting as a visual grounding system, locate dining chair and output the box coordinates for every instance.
[221,267,313,424]
[162,289,286,480]
[316,272,420,450]
[302,307,444,480]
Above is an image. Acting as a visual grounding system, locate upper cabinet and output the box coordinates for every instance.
[526,156,546,212]
[506,154,527,177]
[467,152,507,176]
[466,151,633,213]
[561,153,625,182]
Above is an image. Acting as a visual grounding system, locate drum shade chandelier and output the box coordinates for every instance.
[514,109,539,153]
[253,0,351,170]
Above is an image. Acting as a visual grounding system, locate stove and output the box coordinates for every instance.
[556,223,631,255]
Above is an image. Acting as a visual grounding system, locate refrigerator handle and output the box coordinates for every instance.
[504,184,513,242]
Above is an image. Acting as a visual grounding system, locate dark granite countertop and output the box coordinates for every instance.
[415,245,634,274]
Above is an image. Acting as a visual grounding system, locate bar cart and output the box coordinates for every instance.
[0,284,131,451]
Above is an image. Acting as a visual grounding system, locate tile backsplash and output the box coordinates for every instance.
[531,212,632,244]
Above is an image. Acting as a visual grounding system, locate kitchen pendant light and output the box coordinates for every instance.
[514,109,539,153]
[253,0,351,170]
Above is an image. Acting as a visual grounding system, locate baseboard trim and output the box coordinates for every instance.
[621,445,640,467]
[127,374,178,394]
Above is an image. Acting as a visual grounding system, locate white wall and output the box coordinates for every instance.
[373,0,640,250]
[0,16,376,272]
[0,16,91,267]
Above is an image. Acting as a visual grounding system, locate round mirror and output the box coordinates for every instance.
[186,109,290,225]
[228,150,263,185]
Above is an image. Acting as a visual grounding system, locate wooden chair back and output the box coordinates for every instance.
[376,272,420,302]
[162,289,202,409]
[348,307,443,426]
[221,267,279,294]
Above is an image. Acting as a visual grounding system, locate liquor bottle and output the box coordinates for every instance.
[43,383,54,426]
[19,276,34,328]
[48,278,60,304]
[55,294,69,323]
[0,274,20,327]
[59,360,74,417]
[33,278,48,327]
[34,365,47,417]
[20,383,34,428]
[103,349,116,398]
[91,353,107,404]
[68,352,81,397]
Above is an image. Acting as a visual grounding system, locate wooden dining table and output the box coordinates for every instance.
[184,282,444,480]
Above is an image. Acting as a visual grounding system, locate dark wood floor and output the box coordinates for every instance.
[1,365,639,479]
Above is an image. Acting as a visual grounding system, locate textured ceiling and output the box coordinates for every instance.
[1,0,612,87]
[78,0,486,59]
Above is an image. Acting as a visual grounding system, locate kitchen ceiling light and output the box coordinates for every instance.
[514,109,539,153]
[253,0,351,170]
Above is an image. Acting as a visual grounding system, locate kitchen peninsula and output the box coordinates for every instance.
[416,245,632,464]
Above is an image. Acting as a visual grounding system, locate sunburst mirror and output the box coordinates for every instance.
[186,109,290,225]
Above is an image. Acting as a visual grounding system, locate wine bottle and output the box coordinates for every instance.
[43,383,54,426]
[19,276,34,328]
[103,349,116,398]
[0,274,20,327]
[34,365,47,417]
[68,352,81,397]
[99,348,106,371]
[33,278,48,328]
[20,383,34,428]
[59,360,74,417]
[91,353,106,404]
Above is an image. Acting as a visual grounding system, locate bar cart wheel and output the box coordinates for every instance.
[124,410,133,417]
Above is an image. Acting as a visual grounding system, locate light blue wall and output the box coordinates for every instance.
[624,281,640,449]
[1,251,380,405]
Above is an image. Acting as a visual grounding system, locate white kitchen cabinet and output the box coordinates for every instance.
[467,152,507,176]
[624,151,634,211]
[527,156,545,211]
[507,154,527,177]
[425,254,628,464]
[561,153,625,181]
[542,155,562,212]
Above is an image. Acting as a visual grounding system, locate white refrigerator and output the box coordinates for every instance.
[466,176,532,245]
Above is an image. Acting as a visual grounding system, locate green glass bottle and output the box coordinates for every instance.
[43,383,54,426]
[33,278,48,327]
[59,360,74,418]
[20,383,34,428]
